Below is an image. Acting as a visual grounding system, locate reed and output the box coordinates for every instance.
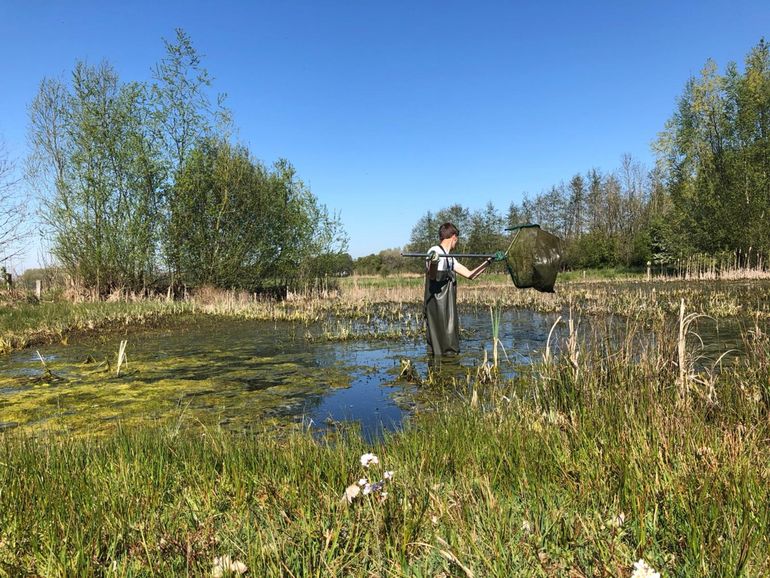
[116,339,128,377]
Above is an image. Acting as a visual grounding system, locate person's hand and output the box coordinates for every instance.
[493,250,506,262]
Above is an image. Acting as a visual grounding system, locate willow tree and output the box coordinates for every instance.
[167,138,345,289]
[29,62,164,293]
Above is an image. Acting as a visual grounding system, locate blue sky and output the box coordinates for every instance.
[1,0,769,271]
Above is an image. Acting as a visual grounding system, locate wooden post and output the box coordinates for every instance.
[646,261,651,281]
[36,279,42,299]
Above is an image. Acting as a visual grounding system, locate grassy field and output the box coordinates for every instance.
[1,277,770,575]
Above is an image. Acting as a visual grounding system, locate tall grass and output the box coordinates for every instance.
[1,310,768,576]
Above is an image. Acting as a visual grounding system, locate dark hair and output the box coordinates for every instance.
[439,222,459,241]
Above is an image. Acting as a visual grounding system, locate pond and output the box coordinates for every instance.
[0,307,746,439]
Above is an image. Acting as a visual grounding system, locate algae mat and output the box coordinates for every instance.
[0,317,413,436]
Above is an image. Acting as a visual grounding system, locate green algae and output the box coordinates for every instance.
[0,317,352,436]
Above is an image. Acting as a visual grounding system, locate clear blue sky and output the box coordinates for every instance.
[1,0,769,271]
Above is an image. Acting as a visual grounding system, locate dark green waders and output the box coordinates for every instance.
[424,269,459,356]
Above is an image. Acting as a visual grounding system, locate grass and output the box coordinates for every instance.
[1,304,769,576]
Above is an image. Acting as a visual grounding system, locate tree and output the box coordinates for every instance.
[151,28,228,174]
[466,202,506,253]
[151,29,231,279]
[407,204,472,253]
[29,62,164,293]
[566,174,585,240]
[167,138,346,288]
[655,41,770,259]
[0,139,27,266]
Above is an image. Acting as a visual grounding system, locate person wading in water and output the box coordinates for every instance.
[424,222,493,356]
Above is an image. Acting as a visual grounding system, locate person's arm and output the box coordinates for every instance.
[454,257,493,280]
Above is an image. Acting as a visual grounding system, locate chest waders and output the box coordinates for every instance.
[424,263,459,356]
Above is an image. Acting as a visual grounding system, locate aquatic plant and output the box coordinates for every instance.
[115,339,128,377]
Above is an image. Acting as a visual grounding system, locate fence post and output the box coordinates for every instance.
[36,279,42,300]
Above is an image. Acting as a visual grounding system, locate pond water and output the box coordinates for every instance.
[0,307,746,439]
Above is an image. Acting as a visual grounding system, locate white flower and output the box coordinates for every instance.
[383,470,394,480]
[357,478,368,487]
[378,491,388,502]
[212,555,248,577]
[362,483,373,495]
[341,483,361,504]
[521,520,533,534]
[631,558,660,578]
[360,453,379,467]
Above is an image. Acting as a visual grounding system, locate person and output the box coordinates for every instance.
[424,222,493,356]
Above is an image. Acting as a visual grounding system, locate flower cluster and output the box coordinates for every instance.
[631,558,660,578]
[342,453,394,504]
[211,555,247,577]
[360,453,379,467]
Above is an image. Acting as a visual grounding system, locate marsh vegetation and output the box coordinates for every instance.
[1,276,769,575]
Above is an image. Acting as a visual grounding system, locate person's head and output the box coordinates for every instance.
[439,222,459,241]
[438,222,459,250]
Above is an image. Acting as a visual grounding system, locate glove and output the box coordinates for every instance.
[493,250,506,262]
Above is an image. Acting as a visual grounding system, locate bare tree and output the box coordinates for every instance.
[0,139,27,266]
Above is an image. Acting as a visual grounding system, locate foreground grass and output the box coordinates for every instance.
[2,316,769,576]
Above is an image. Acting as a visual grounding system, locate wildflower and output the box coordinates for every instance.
[212,555,248,577]
[383,470,394,480]
[631,558,660,578]
[360,453,379,467]
[379,491,388,501]
[362,483,373,495]
[521,520,533,534]
[357,478,368,487]
[341,483,361,504]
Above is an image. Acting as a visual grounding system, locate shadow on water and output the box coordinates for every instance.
[0,308,749,441]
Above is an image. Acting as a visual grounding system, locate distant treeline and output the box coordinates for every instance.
[26,30,347,295]
[12,37,770,284]
[354,40,770,276]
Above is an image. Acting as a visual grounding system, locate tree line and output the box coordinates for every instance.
[352,40,769,276]
[7,38,770,281]
[26,29,346,295]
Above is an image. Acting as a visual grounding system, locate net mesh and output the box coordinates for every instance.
[506,225,562,293]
